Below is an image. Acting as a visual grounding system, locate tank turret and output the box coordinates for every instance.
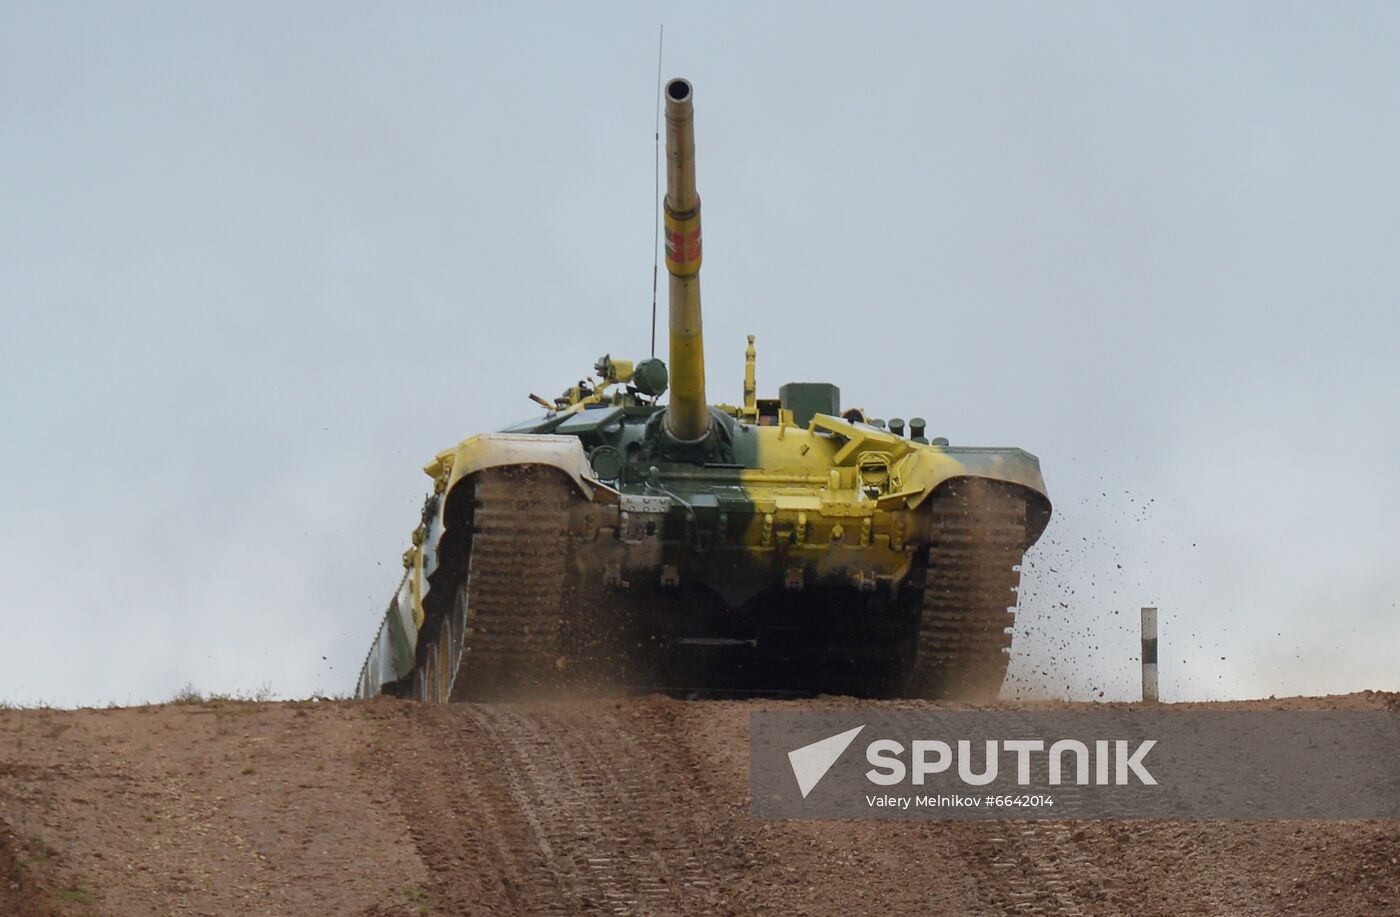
[661,78,709,442]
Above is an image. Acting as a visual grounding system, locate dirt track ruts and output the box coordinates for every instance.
[2,693,1398,915]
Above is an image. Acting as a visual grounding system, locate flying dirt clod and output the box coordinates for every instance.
[356,77,1052,702]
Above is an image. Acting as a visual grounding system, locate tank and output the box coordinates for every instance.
[356,77,1051,702]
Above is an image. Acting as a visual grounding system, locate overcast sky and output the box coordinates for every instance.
[3,2,1397,707]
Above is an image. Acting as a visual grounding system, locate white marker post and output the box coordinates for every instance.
[1141,607,1159,703]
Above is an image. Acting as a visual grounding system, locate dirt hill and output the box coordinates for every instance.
[2,693,1397,915]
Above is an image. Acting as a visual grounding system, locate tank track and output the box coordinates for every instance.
[444,467,578,701]
[908,479,1030,699]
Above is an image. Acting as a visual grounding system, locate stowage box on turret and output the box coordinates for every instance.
[357,78,1051,701]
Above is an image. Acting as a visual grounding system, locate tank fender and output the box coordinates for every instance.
[425,433,620,504]
[893,446,1050,511]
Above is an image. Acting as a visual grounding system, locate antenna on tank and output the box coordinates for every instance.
[650,26,664,358]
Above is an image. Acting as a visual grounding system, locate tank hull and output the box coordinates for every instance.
[357,417,1049,701]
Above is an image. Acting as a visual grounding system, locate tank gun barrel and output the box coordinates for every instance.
[662,77,709,441]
